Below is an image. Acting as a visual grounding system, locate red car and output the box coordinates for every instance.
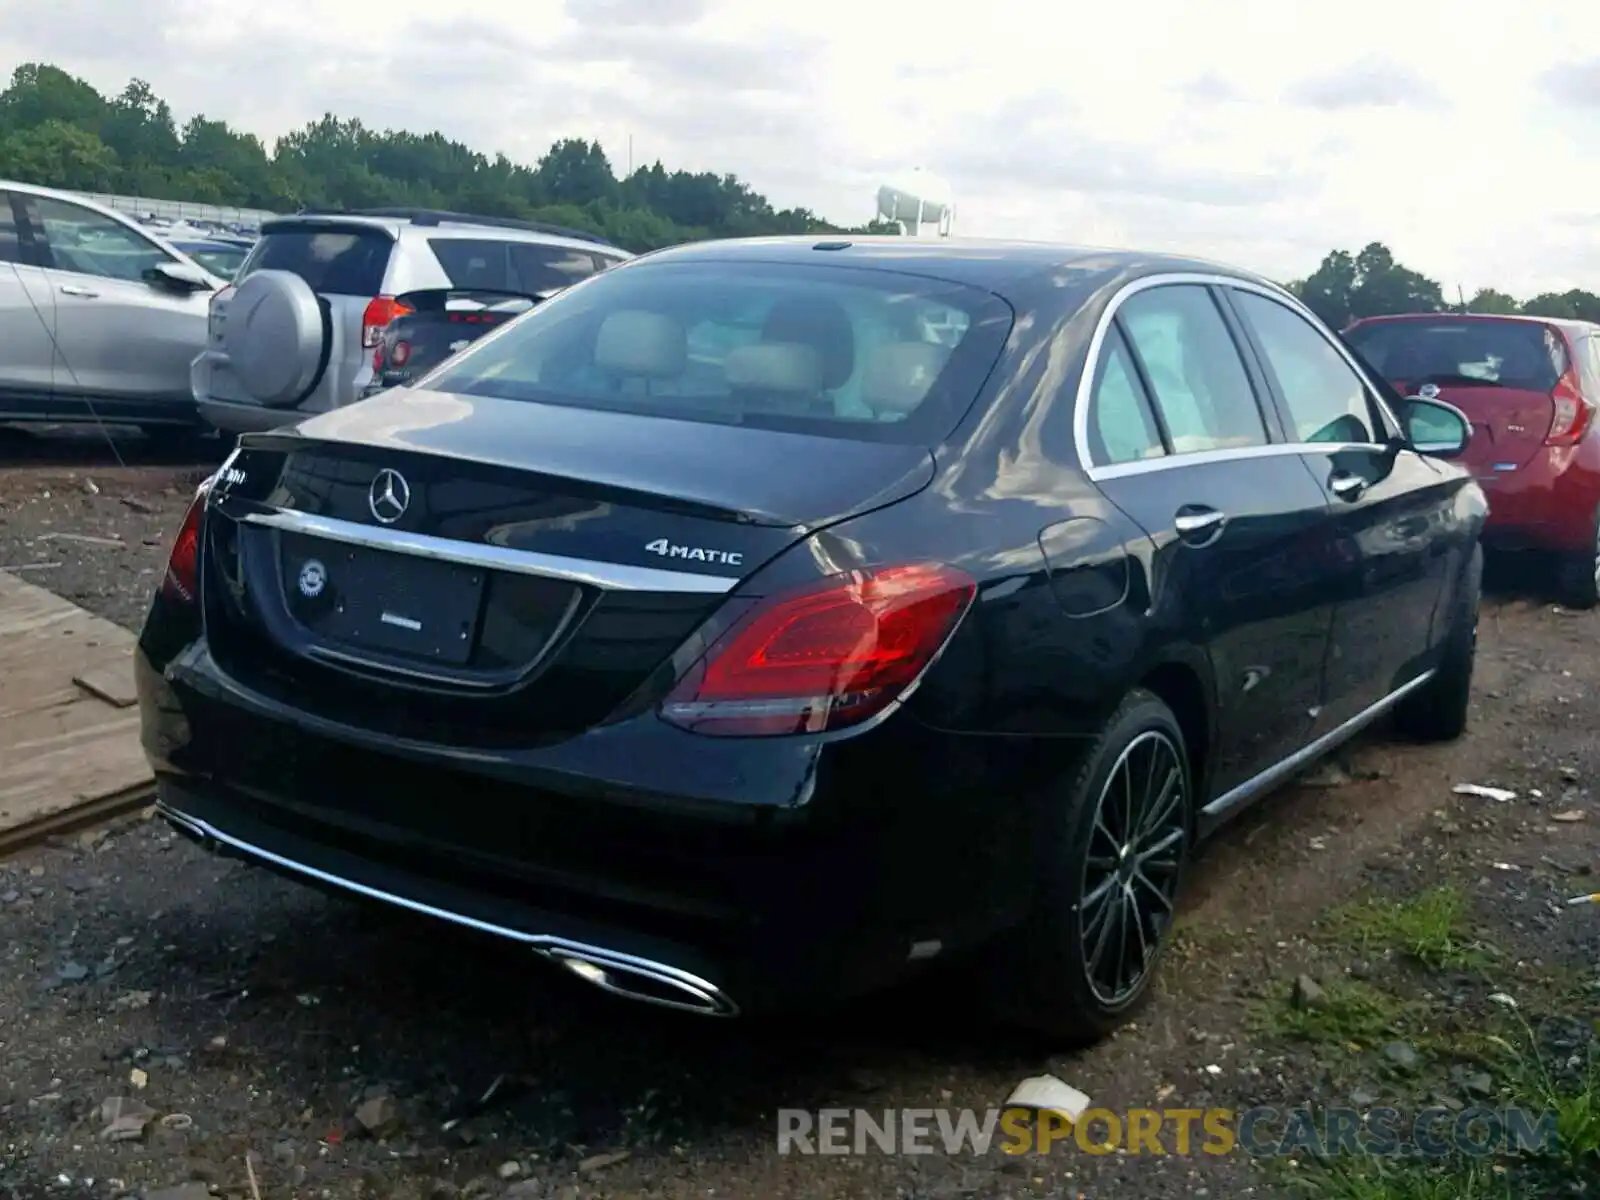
[1344,312,1600,607]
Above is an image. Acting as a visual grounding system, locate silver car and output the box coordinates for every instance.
[191,209,632,435]
[0,181,225,437]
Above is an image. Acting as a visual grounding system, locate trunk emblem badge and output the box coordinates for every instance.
[1418,383,1440,399]
[368,469,411,524]
[297,559,327,598]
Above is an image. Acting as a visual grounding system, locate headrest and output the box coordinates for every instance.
[594,310,686,378]
[860,342,948,416]
[724,342,823,393]
[761,298,855,388]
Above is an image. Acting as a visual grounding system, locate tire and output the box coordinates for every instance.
[1555,506,1600,610]
[1393,544,1481,742]
[984,688,1193,1046]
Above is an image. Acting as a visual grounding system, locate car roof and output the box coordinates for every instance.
[629,235,1282,295]
[1351,311,1600,336]
[262,211,629,258]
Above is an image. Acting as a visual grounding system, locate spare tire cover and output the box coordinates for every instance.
[222,269,326,407]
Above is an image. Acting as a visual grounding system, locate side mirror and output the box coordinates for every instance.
[144,261,213,293]
[1400,396,1472,459]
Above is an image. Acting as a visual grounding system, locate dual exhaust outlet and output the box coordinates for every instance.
[158,803,740,1018]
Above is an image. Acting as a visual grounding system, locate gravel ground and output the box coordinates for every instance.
[1,432,1596,1200]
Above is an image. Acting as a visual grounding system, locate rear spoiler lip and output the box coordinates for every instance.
[394,285,561,311]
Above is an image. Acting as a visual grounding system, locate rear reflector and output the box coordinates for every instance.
[362,296,413,348]
[660,562,976,736]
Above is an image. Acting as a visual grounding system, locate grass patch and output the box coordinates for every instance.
[1252,978,1412,1047]
[1286,1012,1598,1199]
[1296,1160,1516,1200]
[1325,886,1491,972]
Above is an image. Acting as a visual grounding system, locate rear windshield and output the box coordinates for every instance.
[422,260,1014,444]
[428,238,614,295]
[1345,318,1567,392]
[238,226,392,295]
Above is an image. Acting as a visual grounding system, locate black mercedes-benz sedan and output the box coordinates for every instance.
[137,237,1487,1042]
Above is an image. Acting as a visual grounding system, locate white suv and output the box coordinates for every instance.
[191,208,631,435]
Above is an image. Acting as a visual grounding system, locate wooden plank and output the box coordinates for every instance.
[0,570,155,857]
[73,662,138,707]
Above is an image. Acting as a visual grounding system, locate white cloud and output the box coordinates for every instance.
[1,0,1597,296]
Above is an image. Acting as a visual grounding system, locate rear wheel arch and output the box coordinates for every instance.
[1135,655,1214,812]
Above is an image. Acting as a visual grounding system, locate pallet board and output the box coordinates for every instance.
[0,570,154,856]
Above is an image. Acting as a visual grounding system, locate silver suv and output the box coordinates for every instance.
[191,209,631,435]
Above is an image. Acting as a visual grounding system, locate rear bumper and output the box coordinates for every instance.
[196,397,305,436]
[155,789,740,1015]
[1475,446,1600,553]
[137,641,1035,1015]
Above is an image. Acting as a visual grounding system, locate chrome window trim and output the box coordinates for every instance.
[1073,272,1401,481]
[239,508,739,594]
[1090,439,1391,481]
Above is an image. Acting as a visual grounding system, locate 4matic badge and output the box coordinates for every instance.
[644,538,743,567]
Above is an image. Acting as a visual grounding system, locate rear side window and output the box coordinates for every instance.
[428,238,512,291]
[429,239,613,296]
[425,260,1013,445]
[1233,291,1376,444]
[508,243,606,293]
[1344,318,1567,393]
[240,226,392,295]
[1582,337,1600,399]
[0,192,21,263]
[1088,328,1165,465]
[1116,285,1267,454]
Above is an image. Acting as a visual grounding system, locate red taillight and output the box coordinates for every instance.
[660,562,976,737]
[161,481,213,604]
[361,296,412,348]
[1547,370,1594,445]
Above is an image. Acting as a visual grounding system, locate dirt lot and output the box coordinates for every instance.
[1,434,1596,1200]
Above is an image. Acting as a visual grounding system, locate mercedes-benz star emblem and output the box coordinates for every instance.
[368,468,410,524]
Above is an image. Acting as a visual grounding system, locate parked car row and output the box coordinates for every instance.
[0,181,630,440]
[139,236,1489,1042]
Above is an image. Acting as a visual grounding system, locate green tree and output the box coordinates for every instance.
[0,63,106,135]
[1523,290,1600,322]
[1293,242,1445,329]
[1465,288,1521,315]
[0,61,896,250]
[0,119,119,190]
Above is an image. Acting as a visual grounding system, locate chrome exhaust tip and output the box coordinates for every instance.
[542,946,739,1017]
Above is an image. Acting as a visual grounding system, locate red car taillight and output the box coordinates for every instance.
[161,480,213,604]
[361,296,412,348]
[660,563,976,737]
[1546,368,1594,446]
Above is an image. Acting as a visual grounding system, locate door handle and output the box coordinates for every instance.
[59,284,99,298]
[1175,507,1227,540]
[1329,472,1366,500]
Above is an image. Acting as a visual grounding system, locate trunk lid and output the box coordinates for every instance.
[199,390,934,742]
[1402,381,1553,475]
[1345,316,1567,476]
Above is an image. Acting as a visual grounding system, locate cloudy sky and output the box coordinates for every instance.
[2,0,1597,297]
